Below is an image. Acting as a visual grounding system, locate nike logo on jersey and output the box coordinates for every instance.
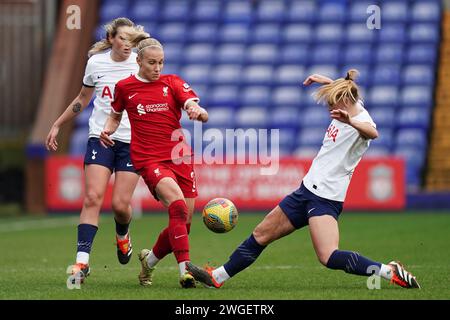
[97,75,105,79]
[308,208,316,214]
[129,93,138,99]
[174,234,187,240]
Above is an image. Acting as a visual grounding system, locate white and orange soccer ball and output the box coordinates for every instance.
[202,198,238,233]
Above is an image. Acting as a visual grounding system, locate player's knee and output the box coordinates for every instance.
[317,250,334,266]
[252,226,272,246]
[112,199,130,216]
[83,190,103,208]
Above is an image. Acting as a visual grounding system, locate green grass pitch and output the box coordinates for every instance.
[1,212,449,300]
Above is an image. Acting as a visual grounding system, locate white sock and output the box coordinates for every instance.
[179,261,187,276]
[212,266,230,284]
[378,264,393,280]
[76,252,89,265]
[146,250,160,268]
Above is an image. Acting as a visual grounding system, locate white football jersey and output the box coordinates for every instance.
[83,51,139,143]
[302,104,376,202]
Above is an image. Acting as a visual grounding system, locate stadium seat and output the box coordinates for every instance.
[274,65,305,86]
[287,0,317,23]
[305,65,339,81]
[242,65,273,86]
[402,65,435,86]
[208,85,240,107]
[371,128,394,151]
[272,87,302,107]
[235,106,268,128]
[69,128,89,156]
[161,0,190,22]
[369,107,396,129]
[240,86,272,107]
[216,44,246,63]
[129,0,159,22]
[246,44,278,64]
[283,24,312,43]
[350,1,377,22]
[99,0,129,24]
[340,64,371,86]
[397,107,431,130]
[219,24,250,43]
[278,128,298,152]
[193,0,222,22]
[293,146,319,158]
[184,44,215,64]
[162,64,179,76]
[179,65,211,85]
[204,106,234,128]
[210,65,242,85]
[375,44,404,64]
[158,23,186,44]
[372,64,402,86]
[406,44,437,64]
[411,2,442,22]
[343,44,373,64]
[367,86,399,109]
[314,24,344,44]
[346,23,376,43]
[400,86,434,109]
[395,128,428,149]
[270,106,301,128]
[223,1,253,23]
[256,0,286,23]
[163,43,184,64]
[317,2,347,23]
[300,107,330,128]
[378,23,407,43]
[280,44,310,64]
[409,24,440,43]
[252,24,281,44]
[188,24,218,43]
[381,2,409,23]
[297,128,325,148]
[310,45,342,65]
[363,146,391,158]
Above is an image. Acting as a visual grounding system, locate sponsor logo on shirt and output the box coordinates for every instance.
[182,82,192,92]
[163,86,168,96]
[137,103,169,115]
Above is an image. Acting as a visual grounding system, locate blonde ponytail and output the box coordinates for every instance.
[314,69,360,106]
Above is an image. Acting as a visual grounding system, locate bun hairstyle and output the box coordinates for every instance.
[314,69,361,107]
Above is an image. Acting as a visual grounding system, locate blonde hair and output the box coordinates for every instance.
[133,37,164,58]
[88,17,150,57]
[314,69,360,107]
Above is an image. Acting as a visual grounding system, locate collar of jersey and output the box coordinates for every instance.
[135,74,151,83]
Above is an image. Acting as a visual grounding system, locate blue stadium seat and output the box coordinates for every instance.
[394,146,426,189]
[400,86,433,109]
[270,107,301,128]
[350,1,377,22]
[300,107,330,128]
[161,1,190,22]
[256,0,286,23]
[310,45,342,65]
[216,44,246,63]
[395,128,428,149]
[363,146,391,158]
[397,107,431,130]
[189,24,218,43]
[372,64,402,86]
[297,128,325,148]
[402,65,435,86]
[162,64,179,75]
[193,0,222,22]
[406,45,437,64]
[278,128,298,152]
[378,23,407,43]
[318,2,347,23]
[305,65,339,81]
[247,44,278,64]
[343,44,373,64]
[158,23,186,44]
[184,44,215,64]
[411,2,442,22]
[314,24,344,44]
[163,43,184,64]
[283,24,312,43]
[208,86,240,107]
[280,44,310,64]
[191,85,208,103]
[179,65,211,85]
[272,87,302,107]
[224,1,253,23]
[293,146,319,158]
[340,64,371,86]
[129,0,159,22]
[367,86,399,108]
[252,24,281,44]
[287,1,317,23]
[274,65,305,86]
[240,86,272,107]
[219,24,250,43]
[211,65,242,85]
[369,107,396,128]
[346,23,376,43]
[69,128,89,156]
[242,65,273,86]
[204,106,234,128]
[381,2,409,23]
[371,128,394,151]
[409,24,440,43]
[94,25,105,41]
[375,44,404,64]
[235,106,268,128]
[99,0,129,24]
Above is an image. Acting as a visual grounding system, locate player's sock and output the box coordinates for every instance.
[145,250,160,268]
[212,266,231,284]
[76,224,98,264]
[223,234,266,278]
[168,199,190,263]
[326,250,382,276]
[178,261,187,276]
[152,223,191,260]
[378,264,393,280]
[114,218,130,240]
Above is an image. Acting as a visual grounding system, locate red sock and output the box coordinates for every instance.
[152,223,192,260]
[168,199,190,263]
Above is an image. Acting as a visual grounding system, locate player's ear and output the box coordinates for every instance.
[136,55,141,67]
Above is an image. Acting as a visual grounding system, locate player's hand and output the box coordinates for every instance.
[46,125,60,151]
[187,105,208,122]
[330,109,351,124]
[303,74,334,86]
[100,130,115,148]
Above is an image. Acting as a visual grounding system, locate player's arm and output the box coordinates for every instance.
[331,109,378,140]
[303,74,334,86]
[185,99,208,123]
[100,111,122,147]
[46,85,95,151]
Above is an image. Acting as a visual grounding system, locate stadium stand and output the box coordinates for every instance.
[74,0,442,192]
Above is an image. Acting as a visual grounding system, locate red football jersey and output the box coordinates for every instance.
[112,74,199,169]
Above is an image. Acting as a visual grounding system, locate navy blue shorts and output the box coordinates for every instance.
[279,183,343,229]
[84,138,136,173]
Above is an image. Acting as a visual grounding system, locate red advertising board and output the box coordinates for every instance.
[45,156,405,211]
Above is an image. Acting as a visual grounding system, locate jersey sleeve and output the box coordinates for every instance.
[111,82,125,114]
[82,58,95,88]
[359,110,377,128]
[170,75,200,110]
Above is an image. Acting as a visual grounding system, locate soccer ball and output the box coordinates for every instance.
[202,198,238,233]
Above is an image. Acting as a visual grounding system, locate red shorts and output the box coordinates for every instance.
[140,160,198,200]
